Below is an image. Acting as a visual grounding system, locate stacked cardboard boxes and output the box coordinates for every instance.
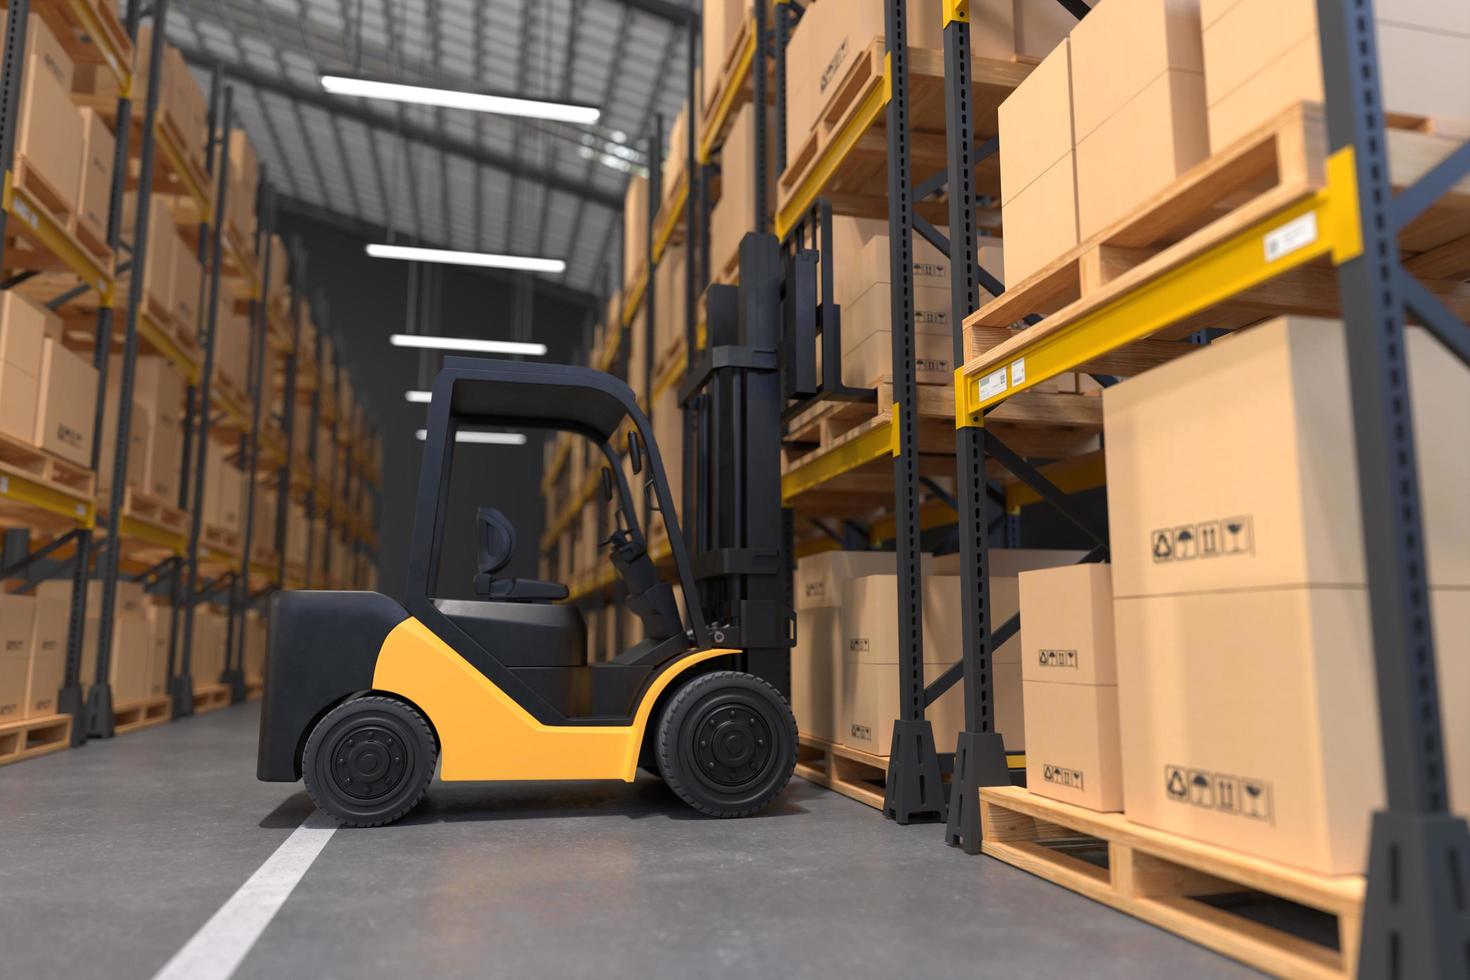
[76,106,117,256]
[623,174,650,285]
[0,292,95,467]
[1019,563,1123,812]
[1105,316,1468,874]
[8,16,85,226]
[190,605,227,689]
[36,579,153,705]
[203,441,245,538]
[708,101,774,279]
[0,594,36,721]
[1201,0,1470,152]
[25,593,69,718]
[998,0,1207,287]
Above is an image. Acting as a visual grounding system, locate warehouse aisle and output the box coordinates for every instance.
[0,705,1255,979]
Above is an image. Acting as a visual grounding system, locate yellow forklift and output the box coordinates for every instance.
[257,353,798,826]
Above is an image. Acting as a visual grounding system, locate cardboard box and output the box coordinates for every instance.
[701,0,745,110]
[709,101,776,277]
[25,594,68,718]
[12,15,83,220]
[191,606,226,688]
[792,605,843,742]
[830,217,954,306]
[661,102,690,199]
[998,38,1073,206]
[76,109,116,250]
[98,392,150,496]
[1013,0,1081,59]
[796,550,924,611]
[841,657,965,755]
[653,243,689,356]
[146,605,172,698]
[979,548,1090,663]
[227,130,260,242]
[244,610,267,684]
[998,150,1078,288]
[122,193,176,317]
[213,299,252,392]
[0,594,37,720]
[1203,0,1470,153]
[1024,679,1123,811]
[784,0,945,148]
[1067,0,1204,143]
[1103,317,1470,597]
[34,338,97,466]
[1115,585,1468,874]
[628,308,650,402]
[841,572,963,665]
[651,382,683,522]
[837,327,953,388]
[1075,68,1209,240]
[173,246,203,331]
[0,293,48,444]
[1019,562,1116,685]
[623,174,650,281]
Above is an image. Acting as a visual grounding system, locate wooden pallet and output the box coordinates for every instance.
[780,380,1103,515]
[979,786,1366,980]
[11,152,79,236]
[795,733,894,809]
[0,430,97,501]
[244,679,263,701]
[121,486,187,534]
[778,41,1027,226]
[192,683,231,714]
[114,694,171,734]
[201,522,242,557]
[965,103,1470,359]
[697,12,756,143]
[0,713,72,767]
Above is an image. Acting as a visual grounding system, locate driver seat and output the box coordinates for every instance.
[473,507,568,602]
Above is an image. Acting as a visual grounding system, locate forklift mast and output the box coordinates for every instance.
[679,233,795,696]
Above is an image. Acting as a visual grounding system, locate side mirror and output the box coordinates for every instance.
[627,431,643,474]
[600,466,613,502]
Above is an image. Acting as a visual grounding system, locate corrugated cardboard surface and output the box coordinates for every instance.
[34,338,97,466]
[1115,585,1468,875]
[1068,0,1204,142]
[1024,679,1123,811]
[24,595,68,718]
[1104,317,1469,596]
[0,595,37,719]
[1019,562,1116,685]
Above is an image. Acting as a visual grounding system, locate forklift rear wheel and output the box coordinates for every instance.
[302,696,437,827]
[655,671,797,817]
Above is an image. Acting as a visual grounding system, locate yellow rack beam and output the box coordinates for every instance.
[117,514,185,554]
[63,0,132,90]
[155,123,212,222]
[1005,453,1109,512]
[652,174,688,264]
[781,413,899,504]
[697,19,757,164]
[773,57,892,240]
[138,312,201,385]
[620,266,649,328]
[956,148,1363,420]
[0,470,94,527]
[3,174,114,303]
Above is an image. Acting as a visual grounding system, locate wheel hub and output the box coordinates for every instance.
[693,703,772,789]
[329,725,410,802]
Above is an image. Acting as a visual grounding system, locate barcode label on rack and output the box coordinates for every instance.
[1264,212,1317,263]
[979,367,1008,400]
[0,477,8,495]
[1010,358,1027,387]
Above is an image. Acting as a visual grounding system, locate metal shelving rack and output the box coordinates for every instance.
[0,0,381,753]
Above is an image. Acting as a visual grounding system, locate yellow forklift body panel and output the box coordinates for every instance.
[371,617,736,782]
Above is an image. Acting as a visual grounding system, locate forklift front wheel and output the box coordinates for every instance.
[655,671,797,818]
[302,696,438,827]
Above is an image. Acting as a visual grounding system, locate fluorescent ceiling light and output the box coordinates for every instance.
[415,429,527,446]
[390,334,547,357]
[366,243,565,274]
[404,390,432,403]
[322,75,600,125]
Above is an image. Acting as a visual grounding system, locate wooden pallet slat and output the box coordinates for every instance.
[192,683,231,714]
[979,785,1365,980]
[113,694,171,734]
[0,713,72,767]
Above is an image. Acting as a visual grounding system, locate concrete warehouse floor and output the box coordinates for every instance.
[0,703,1258,979]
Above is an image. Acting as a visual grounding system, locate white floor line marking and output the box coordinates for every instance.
[150,814,338,980]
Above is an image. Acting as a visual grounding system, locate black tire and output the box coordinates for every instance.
[301,696,436,827]
[655,671,797,818]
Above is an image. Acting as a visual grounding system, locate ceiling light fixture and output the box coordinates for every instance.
[366,243,565,274]
[415,429,528,446]
[322,75,600,125]
[390,334,547,357]
[404,390,432,403]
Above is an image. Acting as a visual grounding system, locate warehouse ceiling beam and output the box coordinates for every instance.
[176,46,625,213]
[275,194,599,312]
[607,0,696,26]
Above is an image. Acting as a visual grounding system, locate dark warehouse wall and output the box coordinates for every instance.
[275,210,595,600]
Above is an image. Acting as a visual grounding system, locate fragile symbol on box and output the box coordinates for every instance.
[1038,648,1079,669]
[847,638,870,653]
[1166,764,1274,823]
[1152,515,1253,563]
[1043,765,1084,790]
[849,723,871,741]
